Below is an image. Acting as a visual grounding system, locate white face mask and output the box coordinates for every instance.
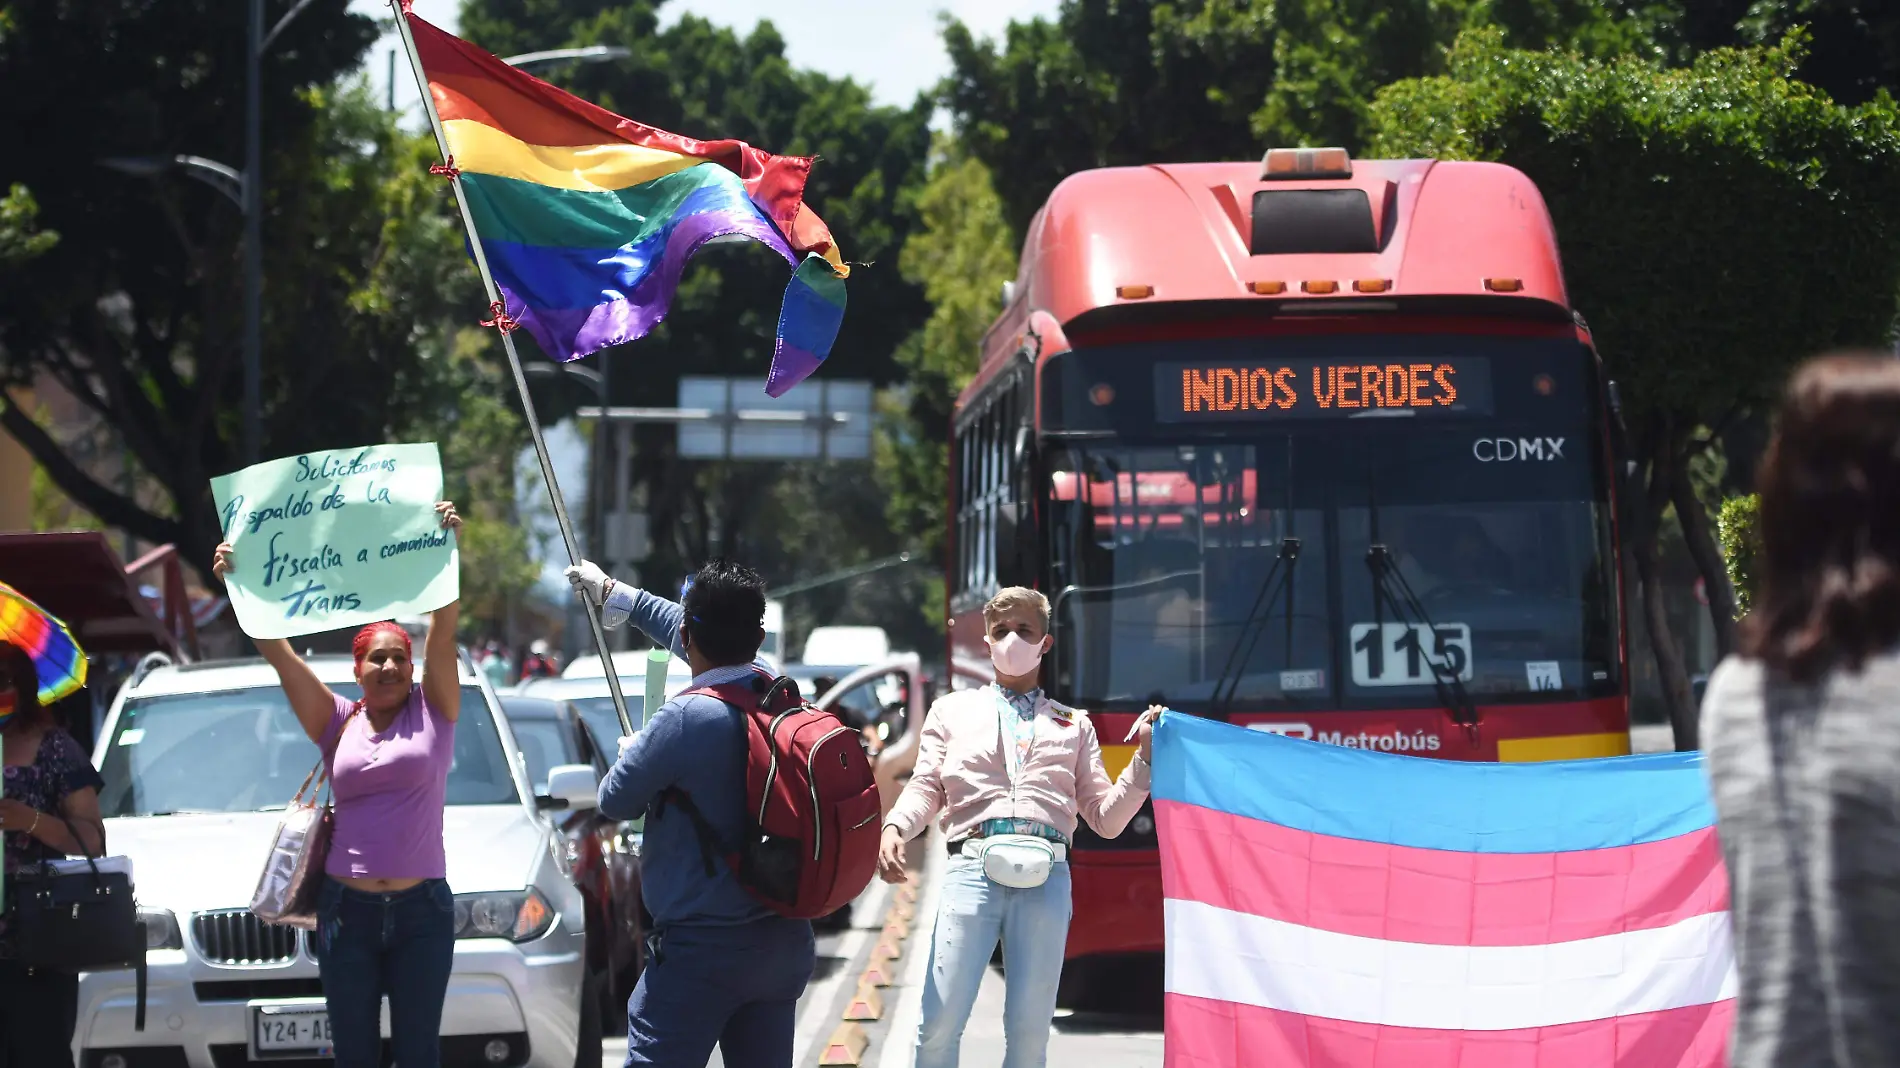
[988,631,1046,677]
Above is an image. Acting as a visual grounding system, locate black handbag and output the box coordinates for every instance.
[11,817,148,1028]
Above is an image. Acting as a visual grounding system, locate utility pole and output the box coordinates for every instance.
[243,0,263,465]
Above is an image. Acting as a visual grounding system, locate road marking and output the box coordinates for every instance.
[794,876,894,1065]
[876,836,944,1068]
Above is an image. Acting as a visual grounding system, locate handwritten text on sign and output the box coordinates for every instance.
[210,443,459,639]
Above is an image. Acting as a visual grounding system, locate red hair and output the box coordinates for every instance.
[352,621,413,665]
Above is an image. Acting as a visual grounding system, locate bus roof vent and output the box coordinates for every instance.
[1250,189,1378,256]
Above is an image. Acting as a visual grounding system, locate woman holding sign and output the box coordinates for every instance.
[213,500,462,1068]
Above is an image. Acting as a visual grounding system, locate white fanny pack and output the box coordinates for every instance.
[963,834,1065,889]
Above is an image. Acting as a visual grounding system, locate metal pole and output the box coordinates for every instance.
[243,0,263,464]
[390,3,636,736]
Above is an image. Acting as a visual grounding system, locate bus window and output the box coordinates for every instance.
[1046,439,1331,710]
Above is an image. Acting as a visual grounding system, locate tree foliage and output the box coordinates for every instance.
[873,140,1017,628]
[1370,30,1900,743]
[1718,493,1761,616]
[0,185,56,267]
[941,0,1274,235]
[0,1,504,588]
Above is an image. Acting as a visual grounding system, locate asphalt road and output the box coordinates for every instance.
[595,836,1166,1067]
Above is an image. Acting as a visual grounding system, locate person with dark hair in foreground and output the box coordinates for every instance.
[1703,352,1900,1067]
[566,558,812,1068]
[0,641,105,1068]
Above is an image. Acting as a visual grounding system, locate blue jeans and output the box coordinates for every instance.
[623,916,815,1067]
[916,855,1072,1068]
[314,878,456,1068]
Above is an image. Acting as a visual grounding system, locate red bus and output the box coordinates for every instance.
[945,148,1629,990]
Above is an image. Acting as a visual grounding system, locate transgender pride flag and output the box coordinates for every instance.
[1153,713,1735,1068]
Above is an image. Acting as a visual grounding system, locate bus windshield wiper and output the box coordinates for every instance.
[1211,536,1301,712]
[1365,544,1480,736]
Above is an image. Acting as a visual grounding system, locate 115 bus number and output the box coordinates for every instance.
[1350,623,1473,688]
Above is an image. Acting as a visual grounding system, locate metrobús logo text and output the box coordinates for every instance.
[1249,722,1443,752]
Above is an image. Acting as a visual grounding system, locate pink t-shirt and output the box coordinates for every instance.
[323,686,454,880]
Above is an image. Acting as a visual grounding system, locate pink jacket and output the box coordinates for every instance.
[884,685,1152,844]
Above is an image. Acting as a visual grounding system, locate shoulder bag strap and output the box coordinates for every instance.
[659,788,724,878]
[294,702,364,808]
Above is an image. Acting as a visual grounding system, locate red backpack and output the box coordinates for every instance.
[662,675,881,919]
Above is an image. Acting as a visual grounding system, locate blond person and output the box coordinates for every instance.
[878,587,1157,1068]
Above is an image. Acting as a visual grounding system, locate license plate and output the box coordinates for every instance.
[251,1003,333,1060]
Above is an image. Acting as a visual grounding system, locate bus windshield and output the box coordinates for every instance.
[1039,333,1619,714]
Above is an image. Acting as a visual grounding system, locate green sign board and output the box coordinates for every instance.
[210,443,459,639]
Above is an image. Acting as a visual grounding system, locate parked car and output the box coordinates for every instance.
[514,660,693,751]
[79,654,603,1068]
[559,649,692,682]
[499,695,644,1015]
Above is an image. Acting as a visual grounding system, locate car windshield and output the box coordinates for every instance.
[98,684,517,817]
[1041,334,1619,713]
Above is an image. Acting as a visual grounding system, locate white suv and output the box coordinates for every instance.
[75,653,599,1068]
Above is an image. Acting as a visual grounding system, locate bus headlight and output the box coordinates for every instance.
[453,889,554,942]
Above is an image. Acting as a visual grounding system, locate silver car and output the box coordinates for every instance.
[75,654,601,1068]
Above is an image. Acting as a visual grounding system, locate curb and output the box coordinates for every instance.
[818,1022,869,1066]
[843,980,885,1021]
[830,866,927,1065]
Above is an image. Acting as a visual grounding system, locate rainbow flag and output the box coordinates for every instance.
[1154,713,1734,1067]
[404,11,846,396]
[0,581,87,704]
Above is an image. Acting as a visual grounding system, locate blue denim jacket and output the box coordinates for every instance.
[595,585,778,927]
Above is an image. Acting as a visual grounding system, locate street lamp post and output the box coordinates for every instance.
[244,0,263,465]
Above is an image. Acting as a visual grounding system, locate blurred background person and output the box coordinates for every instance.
[1703,353,1900,1067]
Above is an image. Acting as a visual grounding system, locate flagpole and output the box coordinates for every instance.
[390,2,637,738]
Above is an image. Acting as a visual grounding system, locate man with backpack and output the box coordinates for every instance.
[566,558,878,1067]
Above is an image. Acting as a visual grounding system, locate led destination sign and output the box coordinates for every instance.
[1155,357,1494,422]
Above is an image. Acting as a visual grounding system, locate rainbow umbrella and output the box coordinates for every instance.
[0,581,88,704]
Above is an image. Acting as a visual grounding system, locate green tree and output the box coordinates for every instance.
[1256,0,1666,148]
[1370,29,1900,746]
[0,185,57,266]
[1649,0,1900,104]
[1718,493,1760,616]
[941,0,1275,235]
[0,1,495,584]
[873,141,1018,628]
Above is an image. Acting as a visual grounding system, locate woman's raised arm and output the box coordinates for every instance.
[214,542,338,742]
[421,501,464,722]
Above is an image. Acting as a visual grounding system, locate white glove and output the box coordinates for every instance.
[565,560,611,603]
[617,734,637,758]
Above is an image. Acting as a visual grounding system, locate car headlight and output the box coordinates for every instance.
[139,908,183,951]
[452,889,554,942]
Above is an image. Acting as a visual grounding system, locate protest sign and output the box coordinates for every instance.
[210,443,459,639]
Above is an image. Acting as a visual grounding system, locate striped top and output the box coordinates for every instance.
[1703,650,1900,1067]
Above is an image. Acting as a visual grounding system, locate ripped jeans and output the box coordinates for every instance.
[314,878,457,1068]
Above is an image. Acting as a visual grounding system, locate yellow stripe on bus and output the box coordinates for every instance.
[1100,744,1138,781]
[1496,731,1632,763]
